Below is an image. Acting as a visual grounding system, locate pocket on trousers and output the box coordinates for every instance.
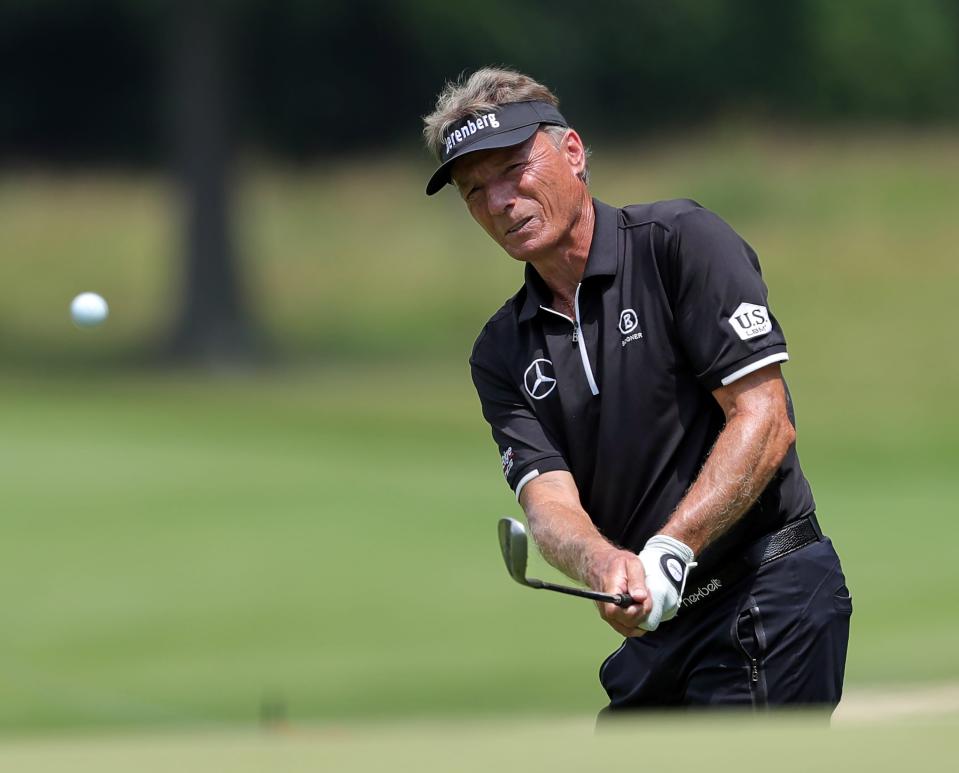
[598,640,628,693]
[733,596,769,708]
[833,584,853,615]
[598,636,663,707]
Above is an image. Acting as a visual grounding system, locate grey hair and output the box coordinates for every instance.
[541,125,591,186]
[422,67,590,185]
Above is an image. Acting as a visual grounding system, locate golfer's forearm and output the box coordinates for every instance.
[523,498,615,587]
[659,409,795,555]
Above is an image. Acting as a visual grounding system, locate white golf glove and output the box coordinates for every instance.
[636,535,697,632]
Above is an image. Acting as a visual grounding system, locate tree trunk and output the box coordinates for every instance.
[165,0,258,365]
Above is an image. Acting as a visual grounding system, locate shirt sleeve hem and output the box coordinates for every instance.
[699,345,788,390]
[511,455,568,500]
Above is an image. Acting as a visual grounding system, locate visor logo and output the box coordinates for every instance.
[524,358,557,400]
[443,112,501,156]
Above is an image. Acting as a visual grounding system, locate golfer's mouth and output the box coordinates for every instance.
[505,216,533,236]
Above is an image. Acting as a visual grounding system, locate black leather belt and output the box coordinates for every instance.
[757,512,823,565]
[680,513,823,611]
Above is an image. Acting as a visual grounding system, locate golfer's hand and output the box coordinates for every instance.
[636,535,697,632]
[587,548,653,637]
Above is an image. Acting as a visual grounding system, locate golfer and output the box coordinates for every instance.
[423,68,851,712]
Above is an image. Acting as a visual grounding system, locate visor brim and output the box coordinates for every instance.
[425,123,541,196]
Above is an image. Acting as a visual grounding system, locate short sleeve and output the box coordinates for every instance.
[664,207,789,390]
[470,337,568,500]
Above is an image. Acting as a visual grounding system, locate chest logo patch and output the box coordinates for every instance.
[619,308,644,346]
[524,358,557,400]
[618,308,639,335]
[728,302,772,340]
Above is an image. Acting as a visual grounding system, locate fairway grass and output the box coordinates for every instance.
[0,128,957,731]
[0,712,956,773]
[0,364,956,731]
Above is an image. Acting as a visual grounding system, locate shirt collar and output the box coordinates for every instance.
[582,198,620,279]
[517,198,620,323]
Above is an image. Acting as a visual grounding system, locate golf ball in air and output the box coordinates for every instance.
[70,292,109,327]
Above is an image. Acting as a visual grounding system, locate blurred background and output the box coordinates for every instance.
[1,0,957,748]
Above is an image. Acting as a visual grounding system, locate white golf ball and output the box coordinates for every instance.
[70,292,109,328]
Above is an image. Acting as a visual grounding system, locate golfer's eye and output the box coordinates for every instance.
[465,186,482,202]
[506,162,524,173]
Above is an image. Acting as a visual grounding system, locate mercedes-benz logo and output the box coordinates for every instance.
[619,308,639,335]
[524,358,557,400]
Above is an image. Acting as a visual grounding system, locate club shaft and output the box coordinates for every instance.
[539,580,634,608]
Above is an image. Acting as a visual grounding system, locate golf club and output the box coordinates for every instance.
[497,517,635,608]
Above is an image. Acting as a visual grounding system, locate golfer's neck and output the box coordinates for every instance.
[531,194,595,311]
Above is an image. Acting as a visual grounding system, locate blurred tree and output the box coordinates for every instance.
[0,0,159,164]
[165,0,258,364]
[2,0,958,368]
[3,0,958,165]
[805,0,959,119]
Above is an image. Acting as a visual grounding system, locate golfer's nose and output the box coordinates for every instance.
[486,178,514,217]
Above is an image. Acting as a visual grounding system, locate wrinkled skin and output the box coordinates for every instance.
[450,130,592,270]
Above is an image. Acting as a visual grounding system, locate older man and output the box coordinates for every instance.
[423,68,851,712]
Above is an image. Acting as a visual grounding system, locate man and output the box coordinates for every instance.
[423,67,852,712]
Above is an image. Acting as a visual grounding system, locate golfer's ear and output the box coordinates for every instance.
[562,130,587,179]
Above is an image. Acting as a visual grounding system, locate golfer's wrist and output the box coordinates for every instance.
[582,543,628,590]
[645,534,695,563]
[657,523,705,556]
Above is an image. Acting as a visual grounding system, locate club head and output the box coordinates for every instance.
[497,517,542,588]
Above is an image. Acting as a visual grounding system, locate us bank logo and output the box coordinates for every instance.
[524,358,557,400]
[728,302,771,340]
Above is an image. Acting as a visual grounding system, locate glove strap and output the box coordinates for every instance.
[645,535,697,606]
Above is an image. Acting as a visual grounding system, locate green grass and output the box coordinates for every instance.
[0,128,957,731]
[0,715,957,773]
[0,363,956,730]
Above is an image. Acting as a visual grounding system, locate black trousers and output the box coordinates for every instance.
[598,537,852,713]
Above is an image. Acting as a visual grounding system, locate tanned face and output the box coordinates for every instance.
[450,129,588,262]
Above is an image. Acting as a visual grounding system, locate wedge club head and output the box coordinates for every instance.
[498,516,543,589]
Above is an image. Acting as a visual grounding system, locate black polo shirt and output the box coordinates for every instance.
[470,198,815,569]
